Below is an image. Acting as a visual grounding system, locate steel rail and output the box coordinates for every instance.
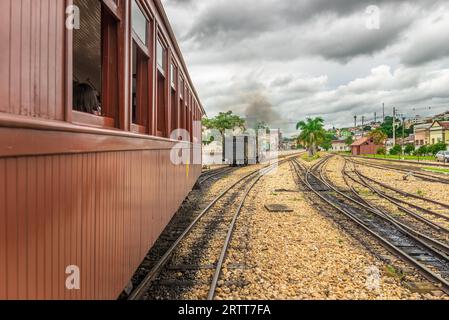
[291,157,449,295]
[128,154,299,300]
[347,157,449,185]
[351,169,449,229]
[331,159,449,232]
[198,167,235,184]
[340,162,449,257]
[316,157,449,257]
[351,168,449,216]
[207,162,284,300]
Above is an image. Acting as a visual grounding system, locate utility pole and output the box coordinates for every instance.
[382,103,385,122]
[362,116,365,137]
[374,112,377,123]
[354,115,357,128]
[392,107,396,146]
[402,116,405,157]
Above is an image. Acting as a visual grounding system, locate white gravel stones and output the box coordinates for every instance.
[214,161,430,300]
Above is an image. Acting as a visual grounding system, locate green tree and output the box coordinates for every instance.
[344,135,354,146]
[368,128,388,145]
[380,116,412,138]
[389,145,402,155]
[429,142,447,155]
[377,147,386,155]
[320,132,334,151]
[415,145,429,156]
[296,117,326,157]
[202,111,246,162]
[404,144,415,155]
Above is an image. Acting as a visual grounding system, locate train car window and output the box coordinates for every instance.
[170,63,178,132]
[156,38,167,137]
[157,40,166,72]
[72,0,119,128]
[179,77,184,98]
[131,42,149,133]
[131,0,147,46]
[170,64,176,87]
[131,1,150,134]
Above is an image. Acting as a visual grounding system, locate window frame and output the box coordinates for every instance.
[155,30,169,137]
[130,0,153,135]
[156,34,168,75]
[169,57,179,134]
[70,0,123,129]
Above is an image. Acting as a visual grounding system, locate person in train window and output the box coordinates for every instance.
[73,83,101,115]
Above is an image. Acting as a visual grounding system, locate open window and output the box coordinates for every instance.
[131,0,151,134]
[72,0,120,128]
[156,38,167,137]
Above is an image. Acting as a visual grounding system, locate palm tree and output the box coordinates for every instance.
[296,117,326,157]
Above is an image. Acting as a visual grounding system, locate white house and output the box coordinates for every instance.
[331,140,350,152]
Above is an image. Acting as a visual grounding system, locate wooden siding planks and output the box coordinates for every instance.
[0,0,65,120]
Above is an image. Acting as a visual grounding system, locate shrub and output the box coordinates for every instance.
[389,145,402,155]
[404,144,415,155]
[415,145,428,156]
[429,142,447,155]
[376,147,386,155]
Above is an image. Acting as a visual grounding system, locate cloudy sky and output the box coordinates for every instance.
[162,0,449,136]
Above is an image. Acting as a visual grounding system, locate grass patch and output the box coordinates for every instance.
[416,189,425,196]
[423,167,449,174]
[358,189,374,197]
[361,154,435,162]
[385,265,406,281]
[301,152,324,162]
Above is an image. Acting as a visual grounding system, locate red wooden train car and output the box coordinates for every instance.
[0,0,204,299]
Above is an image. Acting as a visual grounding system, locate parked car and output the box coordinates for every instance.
[435,151,449,163]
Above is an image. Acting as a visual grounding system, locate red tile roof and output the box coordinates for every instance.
[350,137,369,147]
[440,121,449,129]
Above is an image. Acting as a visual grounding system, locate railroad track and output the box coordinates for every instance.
[291,156,449,295]
[346,157,449,185]
[341,159,449,238]
[198,166,235,185]
[128,156,295,300]
[334,160,449,257]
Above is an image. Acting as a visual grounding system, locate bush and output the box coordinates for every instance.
[389,145,402,155]
[415,145,428,156]
[429,142,447,155]
[376,147,386,155]
[404,144,415,155]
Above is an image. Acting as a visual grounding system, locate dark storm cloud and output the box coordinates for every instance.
[402,13,449,66]
[161,0,449,132]
[184,0,441,43]
[180,0,445,65]
[280,0,440,22]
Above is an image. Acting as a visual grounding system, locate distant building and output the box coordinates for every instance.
[331,140,350,152]
[414,123,431,146]
[409,115,433,127]
[398,134,415,146]
[429,121,449,145]
[434,110,449,121]
[385,138,395,152]
[350,137,384,156]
